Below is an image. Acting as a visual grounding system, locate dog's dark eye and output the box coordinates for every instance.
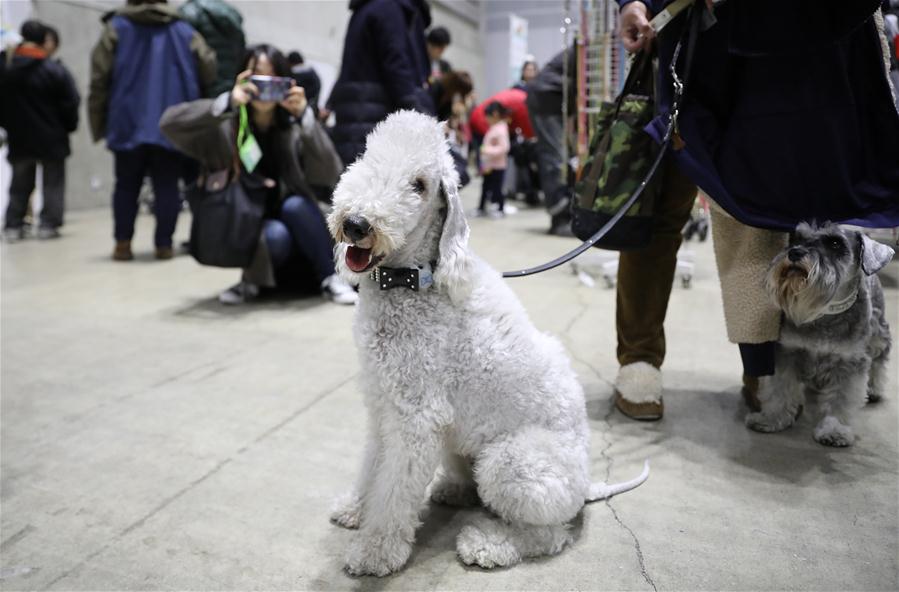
[823,236,845,253]
[412,178,426,195]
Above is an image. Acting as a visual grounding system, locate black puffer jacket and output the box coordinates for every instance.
[179,0,245,97]
[328,0,434,167]
[0,47,80,161]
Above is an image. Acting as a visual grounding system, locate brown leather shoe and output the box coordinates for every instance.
[614,392,664,421]
[154,246,174,260]
[112,240,133,261]
[741,375,762,412]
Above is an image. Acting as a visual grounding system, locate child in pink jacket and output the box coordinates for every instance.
[477,101,510,216]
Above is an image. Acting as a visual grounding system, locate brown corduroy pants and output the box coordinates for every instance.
[616,159,698,368]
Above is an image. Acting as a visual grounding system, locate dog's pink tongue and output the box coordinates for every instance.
[346,246,373,272]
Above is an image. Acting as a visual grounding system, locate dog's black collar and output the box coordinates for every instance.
[369,263,435,292]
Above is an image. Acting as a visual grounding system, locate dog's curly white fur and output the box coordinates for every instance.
[326,111,647,576]
[747,222,893,447]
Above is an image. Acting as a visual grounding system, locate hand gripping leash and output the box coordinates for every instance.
[502,2,704,279]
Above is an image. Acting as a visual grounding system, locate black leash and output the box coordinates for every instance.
[502,3,704,279]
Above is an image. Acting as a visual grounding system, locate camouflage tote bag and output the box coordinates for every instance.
[571,50,660,250]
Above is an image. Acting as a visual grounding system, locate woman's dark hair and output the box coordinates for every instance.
[427,26,451,47]
[241,44,293,129]
[242,44,292,78]
[436,70,473,108]
[20,20,47,44]
[485,101,508,118]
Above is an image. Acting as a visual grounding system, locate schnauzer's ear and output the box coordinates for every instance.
[858,232,894,276]
[435,167,474,303]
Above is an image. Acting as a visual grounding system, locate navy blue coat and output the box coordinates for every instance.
[623,0,899,230]
[329,0,435,167]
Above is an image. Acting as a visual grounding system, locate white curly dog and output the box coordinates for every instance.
[326,111,648,577]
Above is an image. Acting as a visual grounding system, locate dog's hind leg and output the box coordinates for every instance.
[456,514,572,569]
[430,451,479,507]
[746,352,804,433]
[458,427,588,568]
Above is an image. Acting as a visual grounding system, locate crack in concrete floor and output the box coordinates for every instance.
[562,298,659,591]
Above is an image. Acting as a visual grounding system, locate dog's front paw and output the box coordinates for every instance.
[745,409,796,433]
[430,479,480,507]
[344,533,412,577]
[814,416,854,447]
[330,492,362,529]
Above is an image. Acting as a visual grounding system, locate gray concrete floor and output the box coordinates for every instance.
[2,187,898,591]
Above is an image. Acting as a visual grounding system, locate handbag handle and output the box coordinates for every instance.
[503,0,704,278]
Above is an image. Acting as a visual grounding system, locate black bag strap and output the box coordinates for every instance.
[503,2,704,279]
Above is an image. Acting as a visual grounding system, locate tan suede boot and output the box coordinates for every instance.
[112,240,133,261]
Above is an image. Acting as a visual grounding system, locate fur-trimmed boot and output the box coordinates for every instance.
[614,362,663,421]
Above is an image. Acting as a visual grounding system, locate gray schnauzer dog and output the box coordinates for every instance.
[746,222,894,447]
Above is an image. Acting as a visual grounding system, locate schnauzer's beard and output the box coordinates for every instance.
[766,256,839,325]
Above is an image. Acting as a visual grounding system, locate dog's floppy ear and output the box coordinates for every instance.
[435,167,474,303]
[858,232,894,275]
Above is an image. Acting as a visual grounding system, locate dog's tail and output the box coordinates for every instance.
[586,460,650,502]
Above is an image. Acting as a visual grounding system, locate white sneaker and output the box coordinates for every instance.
[218,281,259,305]
[322,274,358,305]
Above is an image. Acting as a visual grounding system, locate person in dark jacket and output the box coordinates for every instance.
[525,49,576,236]
[179,0,246,97]
[287,51,322,117]
[0,20,80,241]
[328,0,435,167]
[611,0,899,421]
[88,0,216,261]
[160,44,355,306]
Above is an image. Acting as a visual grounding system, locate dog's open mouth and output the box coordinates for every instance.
[346,245,382,273]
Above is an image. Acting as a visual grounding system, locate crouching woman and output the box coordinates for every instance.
[160,44,356,305]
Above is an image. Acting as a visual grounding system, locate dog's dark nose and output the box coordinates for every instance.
[787,247,806,262]
[343,216,371,243]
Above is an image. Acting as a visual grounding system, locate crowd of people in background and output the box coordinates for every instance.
[0,0,562,304]
[7,0,896,310]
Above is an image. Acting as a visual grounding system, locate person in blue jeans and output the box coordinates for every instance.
[88,0,216,261]
[161,44,355,305]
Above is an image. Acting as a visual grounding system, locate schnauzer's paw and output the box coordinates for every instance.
[456,524,521,569]
[430,479,480,507]
[344,533,412,577]
[330,493,362,529]
[814,416,855,447]
[745,409,796,433]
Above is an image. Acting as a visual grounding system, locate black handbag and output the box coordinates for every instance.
[185,167,266,268]
[502,2,704,278]
[570,49,660,250]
